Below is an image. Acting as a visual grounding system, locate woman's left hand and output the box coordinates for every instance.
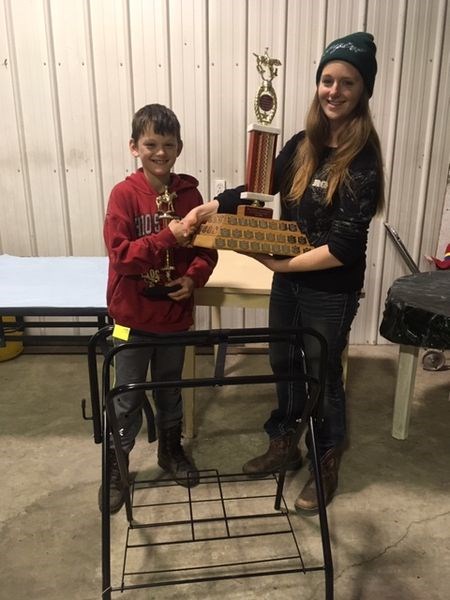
[243,252,284,272]
[243,244,343,273]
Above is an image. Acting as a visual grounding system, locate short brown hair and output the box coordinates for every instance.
[131,104,181,143]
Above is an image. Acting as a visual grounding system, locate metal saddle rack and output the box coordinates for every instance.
[86,326,334,599]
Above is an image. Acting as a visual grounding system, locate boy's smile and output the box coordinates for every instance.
[129,126,182,190]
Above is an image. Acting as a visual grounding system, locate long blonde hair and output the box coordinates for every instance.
[287,92,384,211]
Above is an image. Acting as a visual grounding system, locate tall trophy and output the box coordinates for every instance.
[192,50,312,258]
[141,186,182,298]
[238,49,281,218]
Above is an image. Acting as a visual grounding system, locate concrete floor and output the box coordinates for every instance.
[0,344,449,600]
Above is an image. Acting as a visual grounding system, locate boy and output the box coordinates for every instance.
[102,104,217,513]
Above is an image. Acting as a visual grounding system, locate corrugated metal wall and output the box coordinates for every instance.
[1,0,449,343]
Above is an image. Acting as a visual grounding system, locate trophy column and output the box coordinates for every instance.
[239,123,279,217]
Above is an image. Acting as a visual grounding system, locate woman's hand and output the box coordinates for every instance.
[243,244,343,273]
[168,219,192,246]
[180,200,219,238]
[242,252,282,271]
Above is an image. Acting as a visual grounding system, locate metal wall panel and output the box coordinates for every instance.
[129,0,171,110]
[50,0,106,255]
[3,0,68,256]
[0,0,449,343]
[90,0,135,212]
[168,0,209,200]
[375,0,450,342]
[354,0,408,343]
[208,0,247,194]
[0,3,33,255]
[283,0,326,145]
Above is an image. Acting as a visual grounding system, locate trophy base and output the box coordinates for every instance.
[239,191,274,218]
[240,191,275,203]
[237,204,273,218]
[142,284,182,299]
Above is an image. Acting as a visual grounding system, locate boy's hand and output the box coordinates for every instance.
[168,219,192,246]
[167,276,195,300]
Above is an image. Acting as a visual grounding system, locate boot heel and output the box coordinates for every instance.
[294,447,340,512]
[157,424,199,488]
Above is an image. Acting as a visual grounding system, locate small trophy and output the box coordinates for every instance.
[238,49,282,218]
[141,186,182,298]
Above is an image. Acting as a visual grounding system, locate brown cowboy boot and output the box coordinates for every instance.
[157,423,199,487]
[242,433,303,476]
[294,447,340,512]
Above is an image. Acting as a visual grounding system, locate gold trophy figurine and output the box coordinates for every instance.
[142,186,182,298]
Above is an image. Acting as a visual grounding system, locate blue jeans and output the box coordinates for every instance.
[266,273,360,454]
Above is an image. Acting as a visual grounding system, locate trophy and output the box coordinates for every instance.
[192,50,313,257]
[238,49,282,218]
[141,186,182,298]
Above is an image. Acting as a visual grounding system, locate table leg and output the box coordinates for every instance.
[211,306,222,361]
[182,308,223,439]
[391,344,419,440]
[211,306,221,330]
[0,317,5,348]
[182,320,203,440]
[182,345,196,439]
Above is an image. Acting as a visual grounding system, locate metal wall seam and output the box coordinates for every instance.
[43,0,72,256]
[83,0,106,224]
[358,0,369,29]
[124,0,135,113]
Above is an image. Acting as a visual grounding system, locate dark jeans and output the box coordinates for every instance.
[111,334,185,453]
[266,273,360,454]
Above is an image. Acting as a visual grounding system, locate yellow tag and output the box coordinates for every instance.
[112,324,130,341]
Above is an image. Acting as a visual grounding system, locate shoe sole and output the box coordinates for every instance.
[294,506,320,516]
[294,490,336,515]
[243,457,303,478]
[97,486,126,514]
[157,460,200,488]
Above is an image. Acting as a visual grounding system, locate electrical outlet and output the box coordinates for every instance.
[214,179,226,196]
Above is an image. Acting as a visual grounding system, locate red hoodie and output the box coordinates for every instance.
[104,169,217,333]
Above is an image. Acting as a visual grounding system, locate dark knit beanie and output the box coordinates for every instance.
[316,32,377,97]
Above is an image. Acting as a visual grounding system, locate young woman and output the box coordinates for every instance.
[183,32,384,511]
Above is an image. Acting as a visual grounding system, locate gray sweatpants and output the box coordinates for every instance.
[111,333,185,453]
